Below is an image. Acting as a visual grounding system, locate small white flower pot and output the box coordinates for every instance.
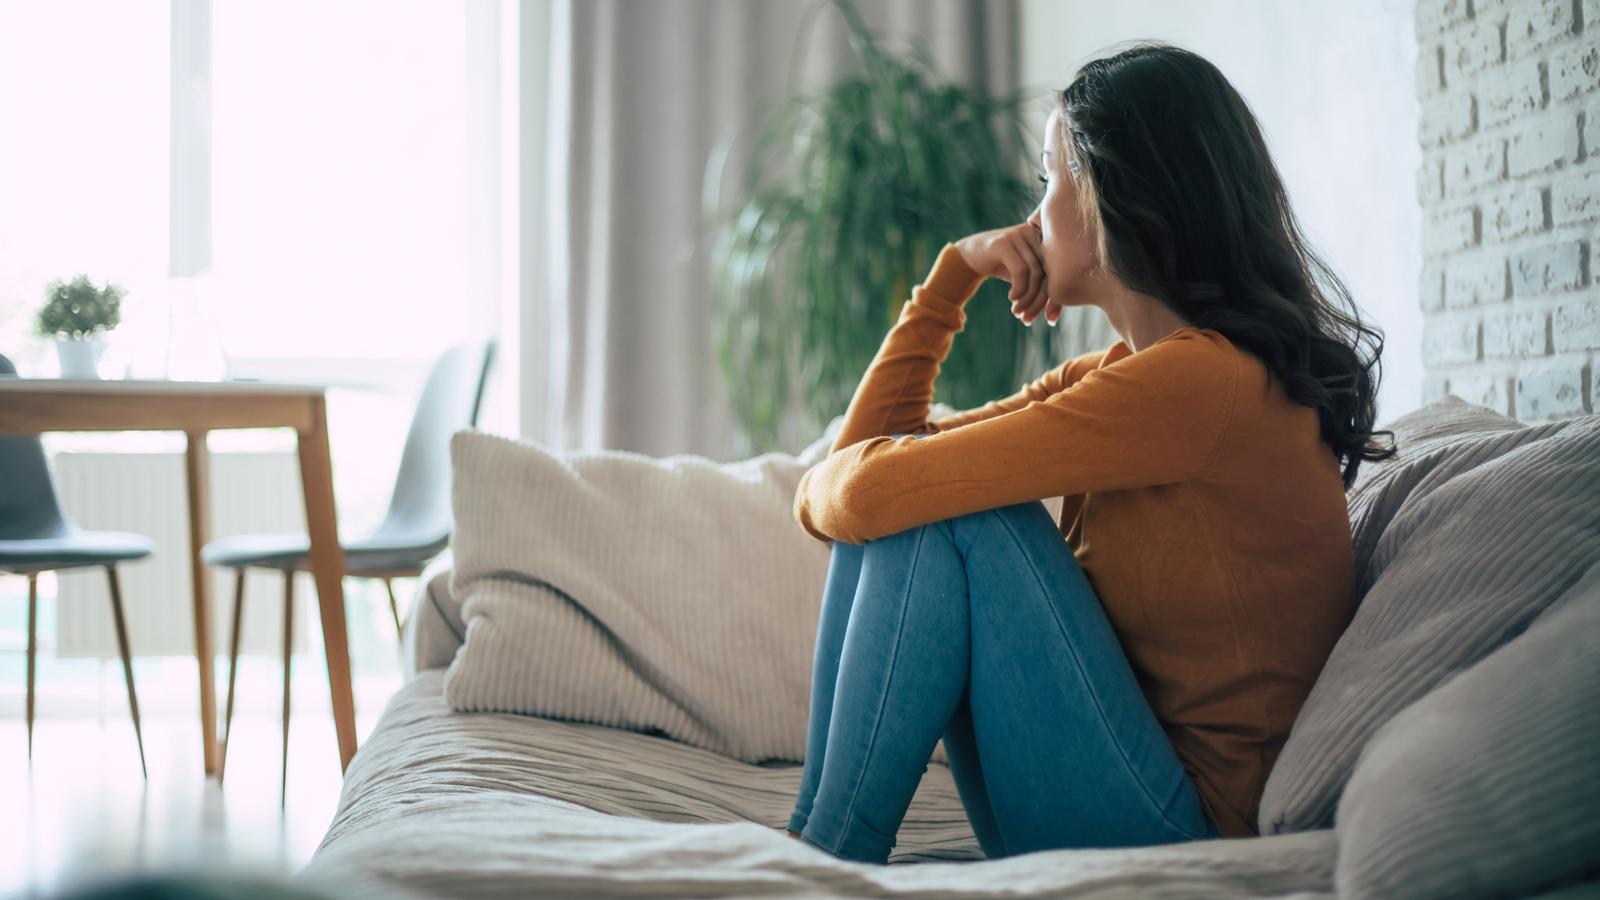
[56,335,107,379]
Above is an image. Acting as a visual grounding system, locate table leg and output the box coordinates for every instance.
[297,397,357,771]
[184,429,219,775]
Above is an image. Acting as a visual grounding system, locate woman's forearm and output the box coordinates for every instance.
[826,243,988,453]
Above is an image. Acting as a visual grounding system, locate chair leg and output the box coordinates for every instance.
[219,568,247,784]
[383,578,403,640]
[105,565,148,780]
[281,570,294,808]
[26,573,37,763]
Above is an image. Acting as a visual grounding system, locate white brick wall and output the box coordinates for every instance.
[1418,0,1599,420]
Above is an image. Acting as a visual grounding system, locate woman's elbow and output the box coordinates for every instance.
[795,458,885,545]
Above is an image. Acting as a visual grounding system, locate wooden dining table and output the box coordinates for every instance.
[0,377,358,775]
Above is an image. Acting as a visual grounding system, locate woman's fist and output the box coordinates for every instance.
[952,222,1060,326]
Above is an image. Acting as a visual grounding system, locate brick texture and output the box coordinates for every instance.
[1550,42,1600,98]
[1482,307,1548,355]
[1515,359,1587,417]
[1479,58,1544,126]
[1553,171,1600,224]
[1506,0,1572,58]
[1419,0,1598,420]
[1450,372,1512,409]
[1483,186,1546,240]
[1446,254,1508,305]
[1446,138,1507,191]
[1507,113,1580,175]
[1419,91,1476,145]
[1510,239,1586,294]
[1447,20,1504,77]
[1554,301,1600,350]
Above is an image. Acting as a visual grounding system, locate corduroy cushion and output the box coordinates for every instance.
[1258,407,1600,834]
[1334,563,1600,900]
[1357,393,1522,466]
[1344,395,1522,586]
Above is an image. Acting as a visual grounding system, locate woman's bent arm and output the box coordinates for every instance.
[794,331,1240,544]
[930,346,1112,432]
[825,243,988,453]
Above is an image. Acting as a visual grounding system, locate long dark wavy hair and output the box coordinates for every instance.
[1059,41,1396,487]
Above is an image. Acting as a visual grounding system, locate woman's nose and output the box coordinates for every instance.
[1026,204,1042,227]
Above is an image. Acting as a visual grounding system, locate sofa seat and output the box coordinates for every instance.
[304,398,1600,898]
[305,667,1339,898]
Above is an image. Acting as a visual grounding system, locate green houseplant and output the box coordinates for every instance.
[36,274,125,378]
[704,0,1057,455]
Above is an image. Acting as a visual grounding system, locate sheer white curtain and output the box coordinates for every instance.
[524,0,1021,461]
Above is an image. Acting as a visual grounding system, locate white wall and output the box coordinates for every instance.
[1020,0,1423,423]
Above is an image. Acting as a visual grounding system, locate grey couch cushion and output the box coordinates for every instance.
[1335,562,1600,900]
[1259,411,1600,834]
[1345,395,1523,591]
[1361,393,1521,461]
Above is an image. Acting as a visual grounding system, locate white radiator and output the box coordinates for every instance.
[52,452,314,659]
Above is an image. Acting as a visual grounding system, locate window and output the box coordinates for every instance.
[0,1,514,691]
[0,0,503,380]
[209,0,477,363]
[0,1,170,374]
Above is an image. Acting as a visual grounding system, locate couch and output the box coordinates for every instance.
[301,397,1600,899]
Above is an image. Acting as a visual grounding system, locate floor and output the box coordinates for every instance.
[0,664,401,898]
[0,567,413,898]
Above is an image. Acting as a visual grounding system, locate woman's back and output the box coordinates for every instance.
[1050,327,1355,838]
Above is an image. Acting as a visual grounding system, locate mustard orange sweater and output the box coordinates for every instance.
[793,243,1356,837]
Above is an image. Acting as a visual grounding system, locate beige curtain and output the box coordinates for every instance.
[534,0,1022,461]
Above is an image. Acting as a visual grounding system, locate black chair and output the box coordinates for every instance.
[0,353,150,777]
[201,339,494,793]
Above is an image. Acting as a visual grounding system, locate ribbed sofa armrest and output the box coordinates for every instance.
[402,551,466,681]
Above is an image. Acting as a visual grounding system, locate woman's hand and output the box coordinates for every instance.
[952,223,1059,327]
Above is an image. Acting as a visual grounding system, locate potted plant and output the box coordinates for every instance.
[702,0,1058,455]
[36,274,125,378]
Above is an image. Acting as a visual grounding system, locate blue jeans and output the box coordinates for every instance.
[787,439,1219,863]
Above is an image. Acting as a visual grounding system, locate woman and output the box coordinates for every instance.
[782,42,1395,865]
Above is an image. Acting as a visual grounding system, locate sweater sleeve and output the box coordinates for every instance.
[824,243,989,453]
[793,331,1240,544]
[930,344,1117,432]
